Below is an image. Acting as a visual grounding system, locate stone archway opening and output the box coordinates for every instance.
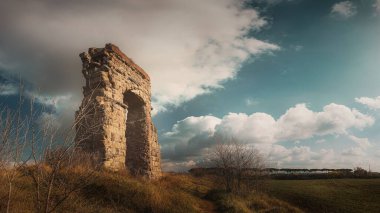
[124,91,147,175]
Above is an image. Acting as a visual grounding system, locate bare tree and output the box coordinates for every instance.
[0,82,34,213]
[22,89,102,213]
[210,138,267,194]
[0,82,102,213]
[353,167,368,177]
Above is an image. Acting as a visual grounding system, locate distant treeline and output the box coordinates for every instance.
[265,168,353,173]
[189,167,380,180]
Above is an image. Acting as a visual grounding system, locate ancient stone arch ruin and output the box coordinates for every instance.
[75,43,161,179]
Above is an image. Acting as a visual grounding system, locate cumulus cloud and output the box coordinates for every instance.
[331,1,357,18]
[278,103,373,139]
[25,89,80,129]
[215,103,374,144]
[347,135,371,149]
[161,103,374,170]
[0,0,279,118]
[264,144,372,169]
[250,144,337,168]
[355,96,380,110]
[215,112,277,143]
[162,116,221,161]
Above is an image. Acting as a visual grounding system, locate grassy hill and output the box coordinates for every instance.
[1,169,379,213]
[0,170,301,213]
[266,179,380,213]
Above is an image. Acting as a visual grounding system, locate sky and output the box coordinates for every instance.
[1,0,380,172]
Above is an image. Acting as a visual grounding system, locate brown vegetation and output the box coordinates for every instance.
[0,169,303,213]
[0,85,101,213]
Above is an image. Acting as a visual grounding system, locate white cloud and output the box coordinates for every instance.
[277,103,374,141]
[331,1,357,18]
[256,144,328,168]
[341,147,365,156]
[0,0,279,115]
[265,144,371,169]
[164,116,221,139]
[22,90,80,129]
[355,96,380,110]
[161,103,374,170]
[347,135,371,149]
[25,91,72,109]
[161,116,221,161]
[0,84,18,96]
[214,103,374,144]
[216,112,277,143]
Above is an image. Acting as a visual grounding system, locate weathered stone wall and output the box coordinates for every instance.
[75,43,161,179]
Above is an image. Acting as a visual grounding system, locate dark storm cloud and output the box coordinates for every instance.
[0,0,278,117]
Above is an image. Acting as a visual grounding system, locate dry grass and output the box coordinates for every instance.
[205,189,303,213]
[80,172,201,213]
[0,169,302,213]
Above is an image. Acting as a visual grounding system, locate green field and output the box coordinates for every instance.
[266,179,380,213]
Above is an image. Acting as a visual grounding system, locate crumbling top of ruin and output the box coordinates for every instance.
[102,44,150,81]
